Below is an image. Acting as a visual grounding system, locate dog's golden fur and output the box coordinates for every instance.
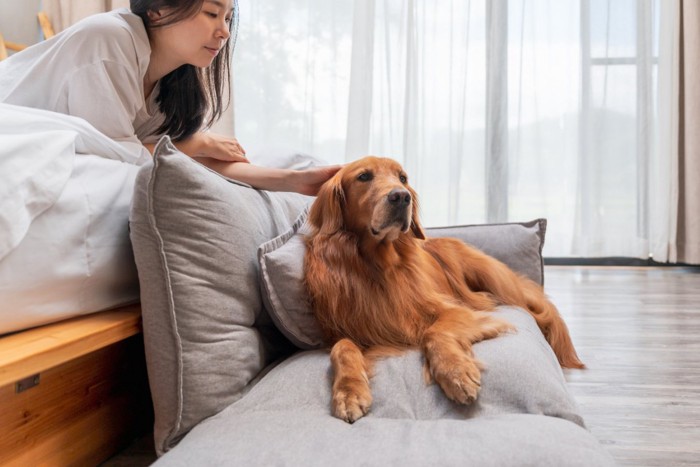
[303,156,584,423]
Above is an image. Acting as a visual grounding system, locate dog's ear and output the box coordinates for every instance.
[408,185,426,239]
[308,171,345,235]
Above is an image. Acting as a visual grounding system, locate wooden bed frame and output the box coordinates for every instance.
[0,304,153,465]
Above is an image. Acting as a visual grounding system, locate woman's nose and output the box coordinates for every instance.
[217,22,231,40]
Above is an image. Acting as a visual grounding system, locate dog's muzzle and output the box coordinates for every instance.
[371,188,413,236]
[386,188,412,231]
[387,188,411,208]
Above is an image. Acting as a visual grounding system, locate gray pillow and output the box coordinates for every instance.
[258,211,547,350]
[129,136,311,455]
[427,219,547,285]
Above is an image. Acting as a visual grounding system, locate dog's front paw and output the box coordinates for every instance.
[332,381,372,423]
[430,354,482,405]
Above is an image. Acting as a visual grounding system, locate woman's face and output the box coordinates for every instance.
[151,0,233,69]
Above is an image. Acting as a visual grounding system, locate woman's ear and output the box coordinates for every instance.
[408,185,426,239]
[147,9,164,24]
[308,171,345,236]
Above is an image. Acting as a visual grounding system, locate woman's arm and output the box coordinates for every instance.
[142,131,340,196]
[174,132,248,162]
[143,131,248,162]
[196,157,341,196]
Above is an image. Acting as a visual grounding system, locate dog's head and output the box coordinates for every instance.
[308,156,425,242]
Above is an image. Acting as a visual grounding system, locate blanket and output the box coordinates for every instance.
[0,103,149,261]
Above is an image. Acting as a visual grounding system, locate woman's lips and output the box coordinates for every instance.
[205,46,219,57]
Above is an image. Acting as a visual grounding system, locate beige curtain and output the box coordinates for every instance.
[43,0,130,33]
[678,0,700,264]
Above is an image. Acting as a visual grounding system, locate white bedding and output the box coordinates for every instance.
[0,103,149,334]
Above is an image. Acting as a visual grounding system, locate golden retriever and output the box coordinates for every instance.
[303,156,584,423]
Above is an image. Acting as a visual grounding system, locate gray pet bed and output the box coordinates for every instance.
[130,139,615,466]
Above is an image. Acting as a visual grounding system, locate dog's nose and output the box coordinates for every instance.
[387,189,411,206]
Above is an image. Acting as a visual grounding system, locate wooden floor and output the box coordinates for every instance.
[103,266,700,466]
[548,266,700,467]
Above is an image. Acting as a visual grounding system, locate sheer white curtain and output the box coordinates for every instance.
[232,1,354,159]
[234,0,677,259]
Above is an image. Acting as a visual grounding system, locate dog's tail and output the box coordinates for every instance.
[520,279,585,369]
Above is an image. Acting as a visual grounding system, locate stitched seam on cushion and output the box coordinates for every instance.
[147,136,185,449]
[537,218,547,286]
[427,219,537,231]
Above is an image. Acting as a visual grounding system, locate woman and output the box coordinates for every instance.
[0,0,339,195]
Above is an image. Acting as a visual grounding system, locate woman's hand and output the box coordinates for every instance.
[177,132,249,163]
[289,165,342,196]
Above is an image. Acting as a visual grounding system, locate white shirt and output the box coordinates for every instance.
[0,8,164,157]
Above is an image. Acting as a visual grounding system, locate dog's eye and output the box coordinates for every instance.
[357,172,373,182]
[399,174,408,184]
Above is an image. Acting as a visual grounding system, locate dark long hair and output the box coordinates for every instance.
[130,0,239,141]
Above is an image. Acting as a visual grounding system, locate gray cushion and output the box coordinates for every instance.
[129,136,311,455]
[154,308,615,466]
[258,208,323,349]
[426,219,547,285]
[258,212,547,350]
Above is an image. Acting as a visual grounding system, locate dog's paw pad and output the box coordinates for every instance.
[333,390,372,423]
[433,360,482,405]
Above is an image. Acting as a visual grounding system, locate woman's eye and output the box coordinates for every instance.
[205,11,218,18]
[358,172,372,182]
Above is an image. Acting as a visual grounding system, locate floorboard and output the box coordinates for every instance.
[548,266,700,467]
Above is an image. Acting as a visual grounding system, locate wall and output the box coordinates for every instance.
[0,0,44,49]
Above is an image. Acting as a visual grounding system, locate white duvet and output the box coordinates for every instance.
[0,103,150,334]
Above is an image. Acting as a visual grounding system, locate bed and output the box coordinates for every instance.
[128,139,617,466]
[0,103,147,335]
[0,103,151,465]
